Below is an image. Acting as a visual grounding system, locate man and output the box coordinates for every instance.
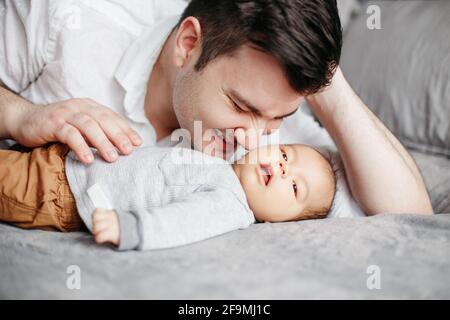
[0,0,432,217]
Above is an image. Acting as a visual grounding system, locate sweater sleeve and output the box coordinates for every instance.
[117,188,255,251]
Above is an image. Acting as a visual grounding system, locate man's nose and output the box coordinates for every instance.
[234,127,261,151]
[234,117,280,151]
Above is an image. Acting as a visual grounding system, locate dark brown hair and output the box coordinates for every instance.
[177,0,342,94]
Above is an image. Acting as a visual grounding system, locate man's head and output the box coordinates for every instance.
[168,0,342,157]
[232,144,336,222]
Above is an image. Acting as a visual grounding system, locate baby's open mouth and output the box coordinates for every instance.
[260,164,273,186]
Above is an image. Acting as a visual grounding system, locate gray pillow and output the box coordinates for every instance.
[341,0,450,158]
[411,150,450,213]
[337,0,360,31]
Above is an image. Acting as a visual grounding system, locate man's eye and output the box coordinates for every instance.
[232,101,245,113]
[292,181,297,196]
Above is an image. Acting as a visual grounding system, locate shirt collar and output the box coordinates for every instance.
[114,15,180,123]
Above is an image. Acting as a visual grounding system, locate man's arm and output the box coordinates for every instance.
[0,85,142,163]
[306,67,432,215]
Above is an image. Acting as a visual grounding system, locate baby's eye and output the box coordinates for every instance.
[292,180,297,196]
[282,151,288,162]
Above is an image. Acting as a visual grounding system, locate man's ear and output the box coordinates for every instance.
[174,17,202,68]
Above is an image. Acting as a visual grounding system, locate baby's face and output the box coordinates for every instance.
[232,144,335,222]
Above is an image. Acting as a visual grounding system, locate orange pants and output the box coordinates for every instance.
[0,143,86,232]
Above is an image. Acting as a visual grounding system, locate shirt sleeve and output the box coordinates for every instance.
[0,0,51,92]
[116,188,255,251]
[279,107,366,218]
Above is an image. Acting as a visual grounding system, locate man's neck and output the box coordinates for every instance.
[144,33,179,142]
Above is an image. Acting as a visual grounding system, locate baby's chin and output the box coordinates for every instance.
[251,203,308,223]
[251,208,285,223]
[252,213,270,223]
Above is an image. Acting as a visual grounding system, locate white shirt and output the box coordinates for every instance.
[0,0,364,218]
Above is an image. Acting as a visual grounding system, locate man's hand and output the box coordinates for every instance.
[92,209,120,246]
[3,93,142,164]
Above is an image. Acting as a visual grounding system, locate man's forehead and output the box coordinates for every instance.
[220,48,304,105]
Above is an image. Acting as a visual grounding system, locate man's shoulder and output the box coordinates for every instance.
[55,0,186,30]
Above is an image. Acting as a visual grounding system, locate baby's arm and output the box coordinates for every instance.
[93,188,254,251]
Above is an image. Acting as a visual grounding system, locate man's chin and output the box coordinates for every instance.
[200,141,236,160]
[190,128,238,160]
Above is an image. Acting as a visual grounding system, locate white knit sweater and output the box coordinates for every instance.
[65,146,255,251]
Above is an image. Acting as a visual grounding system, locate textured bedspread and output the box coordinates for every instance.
[1,213,449,299]
[2,0,450,300]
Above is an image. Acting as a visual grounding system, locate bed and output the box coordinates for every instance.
[1,0,449,299]
[0,211,449,299]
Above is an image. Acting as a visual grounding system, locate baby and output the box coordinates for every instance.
[0,142,335,250]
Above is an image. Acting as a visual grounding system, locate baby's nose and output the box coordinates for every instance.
[278,161,288,176]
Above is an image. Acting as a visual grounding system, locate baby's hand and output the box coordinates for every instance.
[92,209,120,246]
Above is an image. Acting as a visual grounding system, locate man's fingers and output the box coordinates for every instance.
[87,102,142,149]
[67,113,119,163]
[108,113,142,147]
[96,116,135,156]
[55,123,94,164]
[23,98,143,164]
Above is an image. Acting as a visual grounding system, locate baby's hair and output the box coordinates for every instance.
[327,155,343,217]
[296,149,337,221]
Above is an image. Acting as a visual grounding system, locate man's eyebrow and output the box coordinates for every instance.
[229,89,299,120]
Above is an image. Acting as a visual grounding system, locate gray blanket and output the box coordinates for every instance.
[3,1,450,300]
[1,144,449,300]
[1,213,449,299]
